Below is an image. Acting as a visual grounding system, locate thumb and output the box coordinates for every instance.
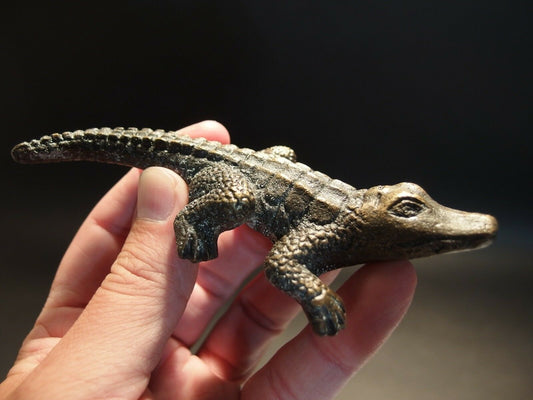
[17,167,197,400]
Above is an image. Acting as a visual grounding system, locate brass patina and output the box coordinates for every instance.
[12,128,498,335]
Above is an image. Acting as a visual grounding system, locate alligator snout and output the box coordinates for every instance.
[434,208,498,251]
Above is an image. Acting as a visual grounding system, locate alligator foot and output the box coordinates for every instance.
[175,220,217,262]
[306,288,346,336]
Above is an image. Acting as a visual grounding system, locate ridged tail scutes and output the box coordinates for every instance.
[12,128,157,165]
[10,127,247,183]
[11,127,226,170]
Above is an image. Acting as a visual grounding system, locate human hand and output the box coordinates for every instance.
[0,121,417,400]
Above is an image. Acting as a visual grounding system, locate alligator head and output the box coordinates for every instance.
[350,182,498,263]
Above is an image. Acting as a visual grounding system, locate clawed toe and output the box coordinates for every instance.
[307,289,346,336]
[175,222,217,262]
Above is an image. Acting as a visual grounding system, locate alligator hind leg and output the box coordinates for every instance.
[174,165,255,262]
[264,223,348,336]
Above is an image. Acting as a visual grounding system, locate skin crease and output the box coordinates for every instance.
[0,121,417,400]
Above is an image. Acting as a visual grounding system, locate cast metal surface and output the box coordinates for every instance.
[11,128,498,336]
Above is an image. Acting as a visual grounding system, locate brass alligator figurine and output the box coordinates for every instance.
[11,127,498,336]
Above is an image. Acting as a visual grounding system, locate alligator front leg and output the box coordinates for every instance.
[174,165,255,262]
[264,222,348,336]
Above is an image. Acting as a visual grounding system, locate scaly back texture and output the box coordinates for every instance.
[12,127,498,335]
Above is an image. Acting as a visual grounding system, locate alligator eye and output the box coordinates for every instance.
[388,198,426,218]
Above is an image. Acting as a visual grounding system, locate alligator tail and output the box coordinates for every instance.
[11,127,231,180]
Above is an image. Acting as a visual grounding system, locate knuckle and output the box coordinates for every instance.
[106,238,170,294]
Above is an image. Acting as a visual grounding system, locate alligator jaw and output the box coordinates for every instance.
[388,212,498,261]
[402,214,498,259]
[423,209,498,255]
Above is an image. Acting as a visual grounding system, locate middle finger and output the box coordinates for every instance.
[173,224,272,345]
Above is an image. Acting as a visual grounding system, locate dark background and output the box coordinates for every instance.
[1,1,531,399]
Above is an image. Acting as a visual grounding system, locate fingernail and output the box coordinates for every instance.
[137,168,178,221]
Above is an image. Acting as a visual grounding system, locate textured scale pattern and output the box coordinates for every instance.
[11,127,498,336]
